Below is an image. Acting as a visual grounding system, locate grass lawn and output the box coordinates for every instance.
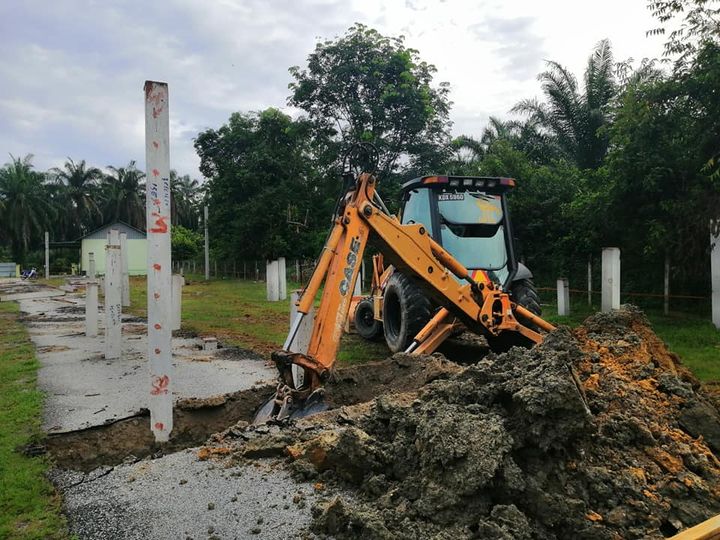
[127,275,387,363]
[127,275,720,381]
[0,302,68,540]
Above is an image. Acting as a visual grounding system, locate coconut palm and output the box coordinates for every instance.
[170,170,201,229]
[0,154,55,262]
[50,158,102,237]
[512,39,617,169]
[101,161,146,229]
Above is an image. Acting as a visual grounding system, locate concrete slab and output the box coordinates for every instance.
[53,451,320,540]
[15,291,276,433]
[0,289,66,302]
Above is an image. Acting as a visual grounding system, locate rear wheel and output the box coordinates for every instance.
[510,278,541,318]
[382,272,432,353]
[354,298,382,340]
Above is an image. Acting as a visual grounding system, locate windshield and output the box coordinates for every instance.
[437,192,508,271]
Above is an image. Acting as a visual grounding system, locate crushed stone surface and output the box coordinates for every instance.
[54,448,320,540]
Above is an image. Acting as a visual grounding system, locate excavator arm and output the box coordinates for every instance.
[256,173,555,422]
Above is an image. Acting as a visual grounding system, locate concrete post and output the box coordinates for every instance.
[85,281,98,337]
[171,274,183,331]
[354,271,362,297]
[557,278,570,316]
[44,231,49,279]
[88,252,96,280]
[664,254,670,316]
[289,290,315,388]
[601,248,621,312]
[711,227,720,329]
[587,257,592,307]
[144,80,173,442]
[278,257,287,300]
[267,260,279,301]
[104,235,122,359]
[120,232,130,307]
[295,259,300,282]
[204,205,209,281]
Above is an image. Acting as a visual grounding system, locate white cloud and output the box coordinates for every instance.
[0,0,665,178]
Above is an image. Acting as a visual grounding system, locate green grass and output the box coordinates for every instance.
[128,276,720,380]
[128,275,387,363]
[542,294,720,381]
[0,302,68,540]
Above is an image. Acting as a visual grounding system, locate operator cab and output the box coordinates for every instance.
[400,175,519,288]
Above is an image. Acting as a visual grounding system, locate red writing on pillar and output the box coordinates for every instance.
[150,212,168,233]
[150,375,170,395]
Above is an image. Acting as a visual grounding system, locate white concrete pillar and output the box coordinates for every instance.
[44,231,49,279]
[601,247,621,312]
[266,260,279,301]
[85,281,98,337]
[278,257,287,300]
[120,232,130,307]
[587,257,592,307]
[171,274,184,331]
[557,278,570,316]
[712,228,720,329]
[144,80,173,442]
[664,254,670,316]
[88,252,96,280]
[204,205,210,281]
[104,238,122,359]
[289,290,315,388]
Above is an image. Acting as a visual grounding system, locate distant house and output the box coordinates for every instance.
[80,222,147,276]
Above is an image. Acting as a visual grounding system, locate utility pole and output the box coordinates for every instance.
[204,205,209,281]
[144,80,173,442]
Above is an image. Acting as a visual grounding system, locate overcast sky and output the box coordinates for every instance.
[0,0,666,179]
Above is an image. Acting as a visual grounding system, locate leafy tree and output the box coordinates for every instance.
[605,41,720,290]
[512,40,617,169]
[171,225,202,260]
[647,0,720,66]
[0,155,54,262]
[50,158,102,238]
[195,108,331,260]
[289,24,452,179]
[101,161,146,229]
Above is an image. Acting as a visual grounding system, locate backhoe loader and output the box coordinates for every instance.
[353,173,541,353]
[254,167,555,423]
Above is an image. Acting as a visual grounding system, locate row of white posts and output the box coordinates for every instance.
[556,244,720,330]
[556,247,623,316]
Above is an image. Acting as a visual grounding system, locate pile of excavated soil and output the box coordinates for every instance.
[200,307,720,539]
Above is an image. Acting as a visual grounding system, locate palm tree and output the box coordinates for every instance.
[0,155,55,262]
[512,39,617,169]
[101,161,146,229]
[50,158,102,237]
[169,170,200,229]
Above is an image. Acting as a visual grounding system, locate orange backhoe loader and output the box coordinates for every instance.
[254,167,555,423]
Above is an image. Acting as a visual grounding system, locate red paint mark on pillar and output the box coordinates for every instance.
[154,292,160,299]
[150,213,168,233]
[154,348,161,354]
[154,422,164,430]
[153,263,162,271]
[152,168,160,177]
[154,323,162,330]
[152,141,159,149]
[150,375,169,395]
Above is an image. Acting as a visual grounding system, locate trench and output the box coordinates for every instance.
[44,354,463,472]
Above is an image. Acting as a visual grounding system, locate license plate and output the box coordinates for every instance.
[438,193,464,201]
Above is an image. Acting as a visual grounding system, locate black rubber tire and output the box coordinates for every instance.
[382,272,432,353]
[510,278,542,317]
[354,298,383,340]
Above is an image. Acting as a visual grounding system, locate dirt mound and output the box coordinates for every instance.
[204,306,720,539]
